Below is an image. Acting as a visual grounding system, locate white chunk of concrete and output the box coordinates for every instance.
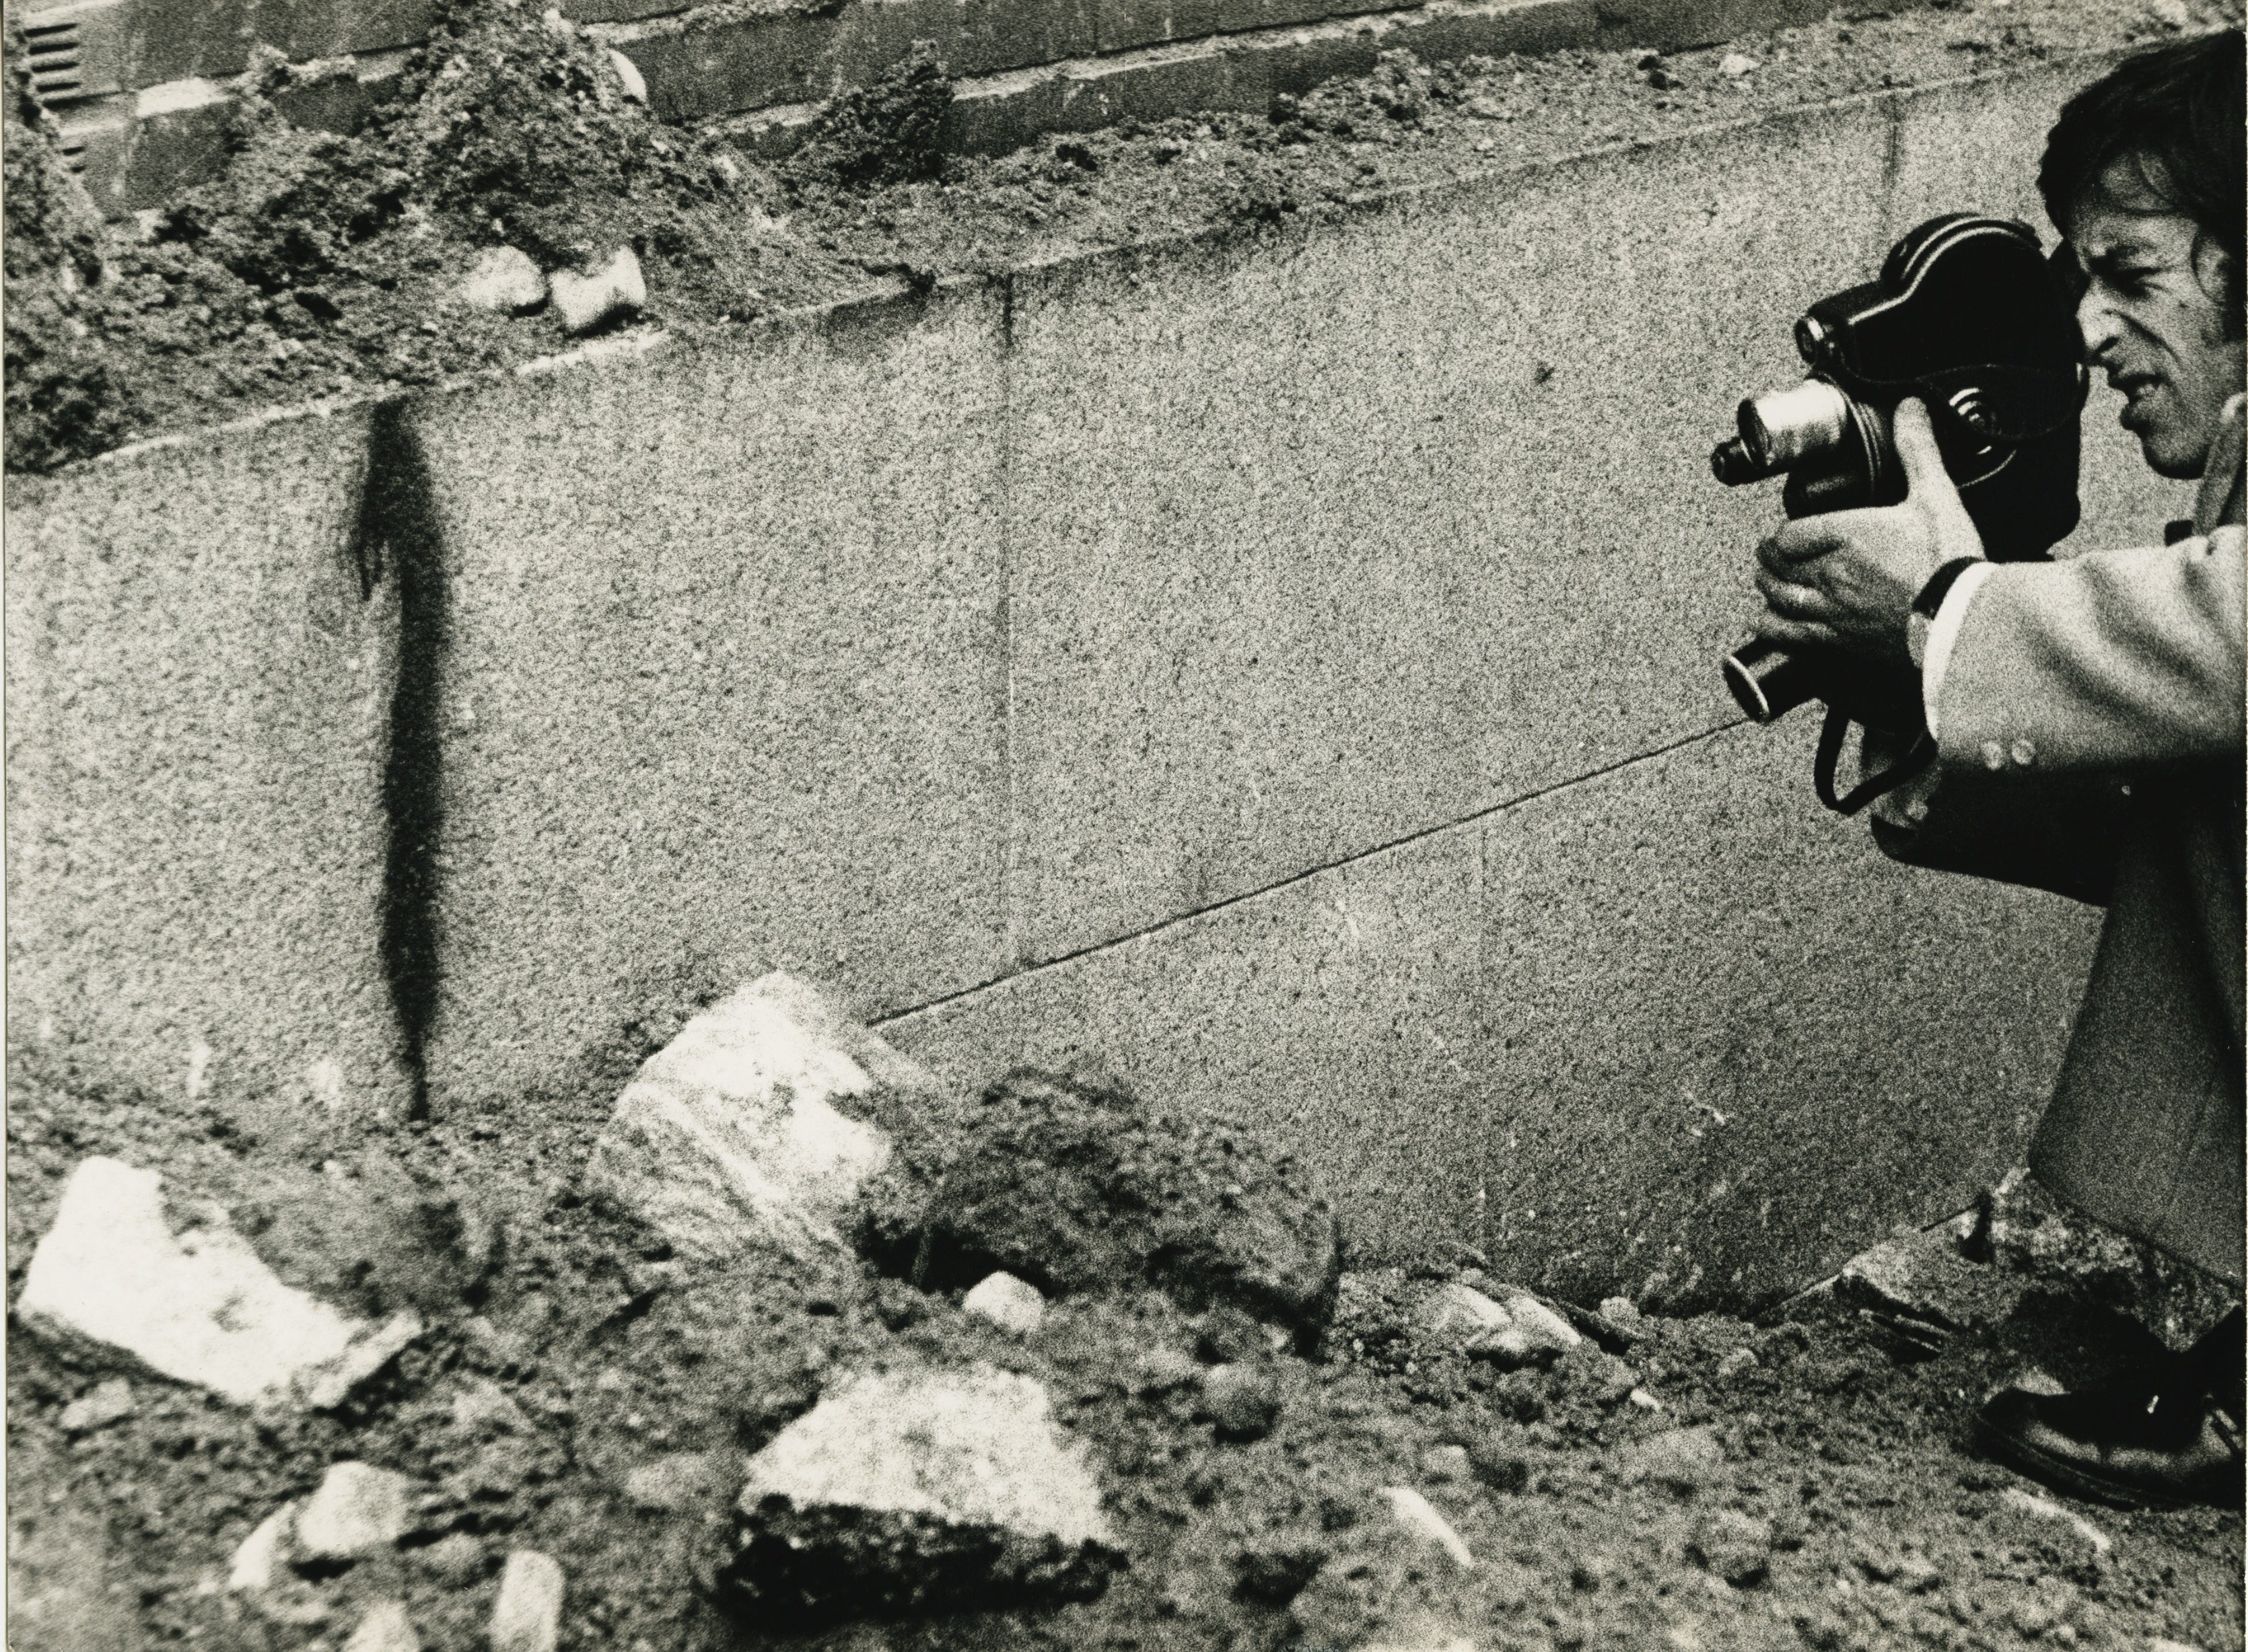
[742,1366,1113,1549]
[549,246,645,336]
[295,1462,417,1560]
[227,1503,300,1593]
[343,1599,421,1652]
[15,1157,421,1409]
[1382,1486,1475,1571]
[491,1550,565,1652]
[587,974,929,1262]
[458,246,547,314]
[962,1271,1047,1335]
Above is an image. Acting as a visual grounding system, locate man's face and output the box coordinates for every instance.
[2066,157,2245,480]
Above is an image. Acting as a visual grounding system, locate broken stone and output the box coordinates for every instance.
[59,1376,135,1435]
[491,1550,565,1652]
[586,974,920,1262]
[228,1503,299,1593]
[729,1365,1119,1620]
[1199,1363,1282,1442]
[1625,1427,1726,1495]
[625,1450,742,1513]
[1690,1509,1772,1586]
[343,1599,421,1652]
[296,1462,418,1561]
[549,246,646,336]
[1381,1486,1474,1570]
[1720,51,1759,77]
[458,246,547,314]
[962,1271,1047,1336]
[1420,1282,1510,1338]
[14,1157,421,1410]
[607,47,647,103]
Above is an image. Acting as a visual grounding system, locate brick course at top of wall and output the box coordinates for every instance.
[31,0,1895,215]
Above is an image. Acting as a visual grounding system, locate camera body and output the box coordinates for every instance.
[1712,214,2088,723]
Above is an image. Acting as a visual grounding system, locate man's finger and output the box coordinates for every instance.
[1760,518,1844,571]
[1890,397,1956,501]
[1755,569,1829,619]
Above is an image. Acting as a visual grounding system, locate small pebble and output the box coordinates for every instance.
[1132,1346,1203,1394]
[1198,1363,1282,1442]
[961,1271,1047,1336]
[1720,51,1759,77]
[343,1599,421,1652]
[458,247,547,316]
[607,47,648,103]
[227,1503,299,1593]
[59,1376,135,1435]
[491,1550,565,1652]
[414,1531,489,1587]
[549,247,645,336]
[1382,1485,1475,1570]
[297,1462,417,1560]
[1714,1347,1759,1382]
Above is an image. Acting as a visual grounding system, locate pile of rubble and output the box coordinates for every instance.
[8,974,2241,1651]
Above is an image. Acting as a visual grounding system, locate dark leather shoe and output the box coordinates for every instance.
[1975,1381,2243,1511]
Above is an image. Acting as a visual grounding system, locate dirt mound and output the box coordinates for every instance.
[9,1002,2241,1652]
[3,0,2199,473]
[855,1067,1343,1344]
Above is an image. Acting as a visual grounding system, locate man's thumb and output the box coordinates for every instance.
[1890,397,1956,501]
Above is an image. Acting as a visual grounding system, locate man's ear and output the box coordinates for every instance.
[2188,229,2242,340]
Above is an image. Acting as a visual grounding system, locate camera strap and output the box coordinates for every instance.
[1814,707,1936,816]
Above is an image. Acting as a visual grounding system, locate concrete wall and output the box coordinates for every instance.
[9,54,2189,1304]
[4,407,413,1125]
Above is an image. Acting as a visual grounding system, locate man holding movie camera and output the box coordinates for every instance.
[1751,31,2244,1509]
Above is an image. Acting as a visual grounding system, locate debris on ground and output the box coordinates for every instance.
[6,970,2239,1651]
[3,0,2218,472]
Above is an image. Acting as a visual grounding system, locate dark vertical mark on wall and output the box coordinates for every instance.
[350,399,448,1118]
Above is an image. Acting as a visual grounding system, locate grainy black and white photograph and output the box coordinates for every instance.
[3,0,2242,1645]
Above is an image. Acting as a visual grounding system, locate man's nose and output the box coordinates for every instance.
[2076,290,2123,362]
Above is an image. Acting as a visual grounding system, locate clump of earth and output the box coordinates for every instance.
[7,987,2240,1652]
[1,0,2218,472]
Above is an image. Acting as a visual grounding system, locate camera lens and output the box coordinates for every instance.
[1738,380,1852,472]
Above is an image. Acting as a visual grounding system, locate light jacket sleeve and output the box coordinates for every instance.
[1928,524,2245,775]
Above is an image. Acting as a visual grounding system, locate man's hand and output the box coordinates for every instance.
[1752,398,1986,670]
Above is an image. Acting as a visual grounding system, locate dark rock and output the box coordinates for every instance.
[1234,1535,1328,1604]
[856,1069,1342,1346]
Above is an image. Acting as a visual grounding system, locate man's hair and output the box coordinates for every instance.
[2039,29,2244,319]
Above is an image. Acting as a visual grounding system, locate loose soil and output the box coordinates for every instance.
[3,0,2233,472]
[7,1042,2241,1652]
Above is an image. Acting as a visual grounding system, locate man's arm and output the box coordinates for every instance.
[1930,526,2245,776]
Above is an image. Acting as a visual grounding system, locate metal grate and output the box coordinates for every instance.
[22,18,88,102]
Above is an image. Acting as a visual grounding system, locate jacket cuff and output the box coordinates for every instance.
[1920,560,1997,744]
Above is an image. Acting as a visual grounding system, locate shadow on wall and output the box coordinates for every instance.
[353,401,449,1120]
